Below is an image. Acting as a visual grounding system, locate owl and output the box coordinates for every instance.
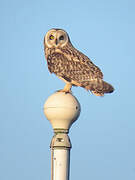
[44,28,114,96]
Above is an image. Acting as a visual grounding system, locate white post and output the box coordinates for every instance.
[44,92,81,180]
[51,133,71,180]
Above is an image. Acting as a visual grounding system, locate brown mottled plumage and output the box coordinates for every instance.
[44,28,114,96]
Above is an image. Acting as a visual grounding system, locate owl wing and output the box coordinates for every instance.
[46,51,103,87]
[70,49,103,79]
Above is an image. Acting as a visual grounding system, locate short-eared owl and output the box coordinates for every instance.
[44,28,114,96]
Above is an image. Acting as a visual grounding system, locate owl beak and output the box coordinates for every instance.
[55,39,58,45]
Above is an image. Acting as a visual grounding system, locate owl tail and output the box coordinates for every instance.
[86,79,114,96]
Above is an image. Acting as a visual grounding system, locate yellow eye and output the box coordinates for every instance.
[59,35,64,40]
[49,35,54,40]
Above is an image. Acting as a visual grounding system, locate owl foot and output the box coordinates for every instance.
[56,83,72,94]
[57,89,72,94]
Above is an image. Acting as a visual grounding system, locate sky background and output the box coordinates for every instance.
[0,0,135,180]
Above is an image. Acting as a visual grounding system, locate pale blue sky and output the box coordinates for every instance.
[0,0,135,180]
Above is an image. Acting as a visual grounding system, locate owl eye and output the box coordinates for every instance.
[49,35,54,40]
[59,35,64,41]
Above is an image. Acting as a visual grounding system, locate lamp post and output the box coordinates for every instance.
[44,92,81,180]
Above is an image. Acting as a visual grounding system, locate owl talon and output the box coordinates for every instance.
[56,89,72,94]
[56,83,72,94]
[65,90,72,94]
[61,90,72,94]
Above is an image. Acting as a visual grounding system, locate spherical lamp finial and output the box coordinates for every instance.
[44,92,81,133]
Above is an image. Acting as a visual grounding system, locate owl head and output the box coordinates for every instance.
[44,29,70,48]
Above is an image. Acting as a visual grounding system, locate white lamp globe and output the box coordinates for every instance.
[44,92,80,133]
